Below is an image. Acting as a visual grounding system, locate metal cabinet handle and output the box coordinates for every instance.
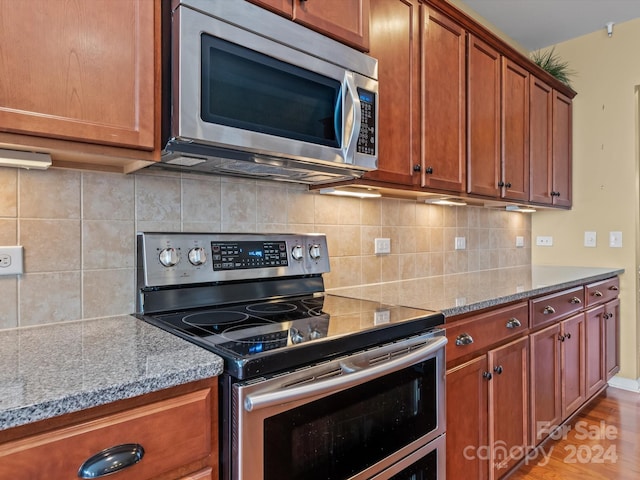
[483,371,493,380]
[543,306,556,315]
[609,285,619,291]
[455,333,474,346]
[77,443,144,478]
[558,334,566,342]
[593,290,603,297]
[565,332,572,340]
[426,166,434,174]
[506,318,521,329]
[569,297,582,304]
[413,164,421,172]
[494,365,503,375]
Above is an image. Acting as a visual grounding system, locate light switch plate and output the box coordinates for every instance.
[609,231,622,248]
[515,236,525,248]
[454,237,466,250]
[584,231,597,247]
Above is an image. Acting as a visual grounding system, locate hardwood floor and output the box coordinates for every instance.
[508,387,640,479]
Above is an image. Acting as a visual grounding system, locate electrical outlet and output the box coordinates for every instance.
[454,237,466,250]
[374,238,391,255]
[609,231,622,248]
[0,246,24,275]
[584,231,597,247]
[535,236,553,246]
[515,236,524,248]
[374,308,391,325]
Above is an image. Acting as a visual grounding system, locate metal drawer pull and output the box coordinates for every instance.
[593,290,603,297]
[565,332,571,340]
[455,333,474,346]
[483,371,493,380]
[543,306,556,315]
[77,443,144,478]
[609,285,619,291]
[569,297,582,304]
[559,334,566,342]
[494,365,503,375]
[506,318,521,329]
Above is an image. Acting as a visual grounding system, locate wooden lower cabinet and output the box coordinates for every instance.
[560,314,586,419]
[585,305,607,398]
[447,337,528,480]
[0,381,218,480]
[604,298,620,378]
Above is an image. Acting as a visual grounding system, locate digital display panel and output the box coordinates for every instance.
[211,241,288,271]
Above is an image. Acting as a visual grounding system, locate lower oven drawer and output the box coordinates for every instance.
[0,389,212,480]
[231,332,447,480]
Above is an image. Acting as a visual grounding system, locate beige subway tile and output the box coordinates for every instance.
[83,220,134,269]
[221,181,256,226]
[380,198,401,226]
[415,227,431,253]
[399,254,416,280]
[83,269,135,319]
[83,172,134,220]
[430,252,444,276]
[19,169,80,219]
[396,226,417,254]
[0,219,17,244]
[361,198,381,226]
[135,174,181,224]
[430,227,444,252]
[314,194,341,225]
[287,189,315,225]
[361,226,381,255]
[182,176,221,225]
[361,255,381,284]
[19,272,81,326]
[0,168,17,217]
[380,254,399,282]
[414,253,431,278]
[257,185,288,225]
[20,219,80,272]
[397,201,416,226]
[0,278,17,329]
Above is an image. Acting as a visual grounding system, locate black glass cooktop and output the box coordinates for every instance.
[139,294,443,380]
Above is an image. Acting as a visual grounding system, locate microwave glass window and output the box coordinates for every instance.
[201,35,342,148]
[263,358,437,480]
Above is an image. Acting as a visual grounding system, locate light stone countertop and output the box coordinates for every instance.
[0,315,223,432]
[328,265,624,317]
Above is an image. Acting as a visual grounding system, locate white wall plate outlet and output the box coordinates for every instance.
[0,246,24,275]
[609,231,622,248]
[584,231,597,247]
[515,236,525,248]
[454,236,466,250]
[374,238,391,255]
[535,236,553,246]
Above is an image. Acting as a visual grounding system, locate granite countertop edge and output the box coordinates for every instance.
[441,268,625,317]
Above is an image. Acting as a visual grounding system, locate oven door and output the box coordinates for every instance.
[232,332,447,480]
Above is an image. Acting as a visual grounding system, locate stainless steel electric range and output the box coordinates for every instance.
[135,232,447,480]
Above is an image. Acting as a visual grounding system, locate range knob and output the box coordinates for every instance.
[291,244,304,261]
[158,247,179,267]
[188,247,207,266]
[290,328,304,344]
[309,243,322,260]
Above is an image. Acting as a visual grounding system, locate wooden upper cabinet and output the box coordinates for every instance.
[422,7,466,193]
[248,0,370,51]
[467,34,501,198]
[501,59,530,202]
[363,0,420,186]
[529,76,554,204]
[0,0,157,151]
[551,90,573,207]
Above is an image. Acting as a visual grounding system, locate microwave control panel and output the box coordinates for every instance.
[357,88,376,156]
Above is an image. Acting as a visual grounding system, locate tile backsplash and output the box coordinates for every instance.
[0,167,530,329]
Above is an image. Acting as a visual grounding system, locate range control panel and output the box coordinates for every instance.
[137,232,330,287]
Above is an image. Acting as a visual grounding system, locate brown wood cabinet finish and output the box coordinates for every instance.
[247,0,370,50]
[488,336,529,477]
[604,298,620,379]
[560,314,586,419]
[0,0,160,172]
[528,77,554,204]
[551,90,573,207]
[421,6,467,192]
[529,286,584,329]
[446,355,489,480]
[467,34,501,198]
[585,305,607,398]
[363,0,420,186]
[501,58,530,201]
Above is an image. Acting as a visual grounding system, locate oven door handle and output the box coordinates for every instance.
[244,335,447,412]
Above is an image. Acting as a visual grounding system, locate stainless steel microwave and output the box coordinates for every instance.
[160,0,379,185]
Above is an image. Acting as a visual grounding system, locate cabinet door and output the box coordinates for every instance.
[422,7,466,192]
[585,306,606,398]
[446,356,489,480]
[604,298,620,379]
[529,323,561,446]
[528,76,553,205]
[364,0,420,186]
[551,90,572,207]
[488,337,529,476]
[467,35,501,198]
[561,314,585,418]
[293,0,370,50]
[0,0,156,150]
[501,59,529,202]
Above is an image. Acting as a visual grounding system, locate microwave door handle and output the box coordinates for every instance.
[244,335,447,412]
[342,72,361,165]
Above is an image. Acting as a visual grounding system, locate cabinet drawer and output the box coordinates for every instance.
[585,277,619,307]
[446,302,528,363]
[0,389,212,480]
[530,287,584,329]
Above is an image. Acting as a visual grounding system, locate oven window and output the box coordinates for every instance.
[263,358,437,480]
[201,35,342,148]
[389,449,438,480]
